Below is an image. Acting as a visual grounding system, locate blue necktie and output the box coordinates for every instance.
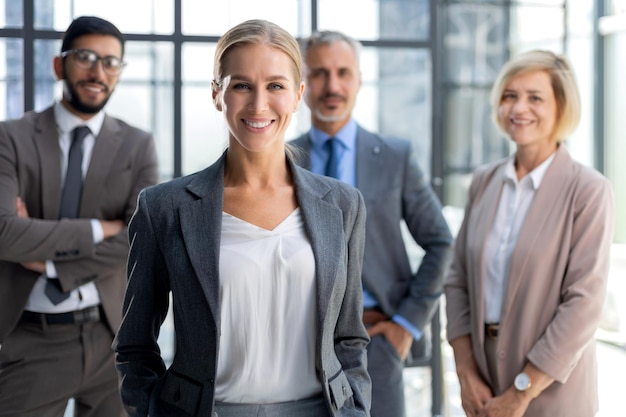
[45,126,90,305]
[324,137,341,179]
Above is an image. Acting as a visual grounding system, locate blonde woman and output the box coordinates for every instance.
[445,50,614,417]
[114,19,371,417]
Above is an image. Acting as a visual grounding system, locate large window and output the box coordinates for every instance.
[1,0,433,183]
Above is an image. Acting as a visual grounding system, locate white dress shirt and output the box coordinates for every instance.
[24,101,105,313]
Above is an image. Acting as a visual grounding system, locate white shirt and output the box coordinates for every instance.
[216,208,322,403]
[24,101,105,313]
[483,153,556,323]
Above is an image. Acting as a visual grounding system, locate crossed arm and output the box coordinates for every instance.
[14,196,123,274]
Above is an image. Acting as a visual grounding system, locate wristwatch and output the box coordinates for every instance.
[514,372,538,398]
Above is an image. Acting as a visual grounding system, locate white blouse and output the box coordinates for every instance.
[483,153,556,324]
[215,208,322,403]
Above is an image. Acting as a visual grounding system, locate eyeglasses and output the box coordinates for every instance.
[61,49,126,76]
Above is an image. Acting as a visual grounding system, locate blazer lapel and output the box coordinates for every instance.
[33,107,63,219]
[355,127,385,201]
[179,155,225,321]
[469,162,507,328]
[291,161,344,332]
[500,146,571,323]
[81,115,122,215]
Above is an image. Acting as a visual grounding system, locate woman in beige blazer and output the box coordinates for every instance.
[445,50,614,417]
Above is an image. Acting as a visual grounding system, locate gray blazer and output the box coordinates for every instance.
[292,126,453,337]
[0,105,159,340]
[114,152,371,417]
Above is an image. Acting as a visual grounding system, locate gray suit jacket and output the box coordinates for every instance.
[114,152,371,417]
[0,105,159,340]
[445,145,614,416]
[292,126,453,338]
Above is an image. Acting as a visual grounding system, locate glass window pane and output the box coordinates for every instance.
[1,0,23,28]
[443,4,507,85]
[608,0,626,14]
[182,44,220,175]
[111,42,174,180]
[182,85,227,175]
[108,83,174,181]
[516,0,564,4]
[123,42,173,82]
[34,40,60,112]
[566,35,594,167]
[318,0,429,41]
[511,6,565,50]
[183,0,310,37]
[444,172,473,210]
[377,48,432,175]
[0,38,23,120]
[443,87,509,172]
[183,43,214,83]
[35,0,175,34]
[605,32,626,242]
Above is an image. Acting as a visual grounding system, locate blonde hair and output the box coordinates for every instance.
[490,50,581,142]
[213,19,302,87]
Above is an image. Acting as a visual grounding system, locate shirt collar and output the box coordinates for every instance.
[54,101,105,137]
[504,151,557,190]
[309,119,357,151]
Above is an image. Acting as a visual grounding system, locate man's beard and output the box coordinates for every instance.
[64,79,112,114]
[313,107,348,123]
[309,93,349,123]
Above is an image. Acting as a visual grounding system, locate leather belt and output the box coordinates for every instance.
[363,308,389,325]
[485,323,499,339]
[20,305,102,325]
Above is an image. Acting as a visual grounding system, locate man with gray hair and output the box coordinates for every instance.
[292,30,453,417]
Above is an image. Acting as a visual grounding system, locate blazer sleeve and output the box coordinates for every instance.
[444,167,487,342]
[0,120,95,263]
[527,172,614,383]
[333,188,372,415]
[114,187,169,417]
[397,143,454,331]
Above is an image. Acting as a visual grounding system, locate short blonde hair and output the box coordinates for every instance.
[490,50,581,142]
[213,19,302,87]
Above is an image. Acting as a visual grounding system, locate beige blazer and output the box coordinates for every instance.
[445,145,614,416]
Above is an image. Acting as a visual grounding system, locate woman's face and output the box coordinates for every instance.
[213,43,304,153]
[498,70,558,149]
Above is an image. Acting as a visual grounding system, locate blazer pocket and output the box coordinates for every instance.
[328,370,354,410]
[159,371,202,416]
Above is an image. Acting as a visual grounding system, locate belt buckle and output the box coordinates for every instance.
[73,306,100,324]
[485,323,499,339]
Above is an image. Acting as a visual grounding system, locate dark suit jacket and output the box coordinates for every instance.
[292,126,453,338]
[445,145,614,416]
[0,105,159,340]
[114,152,371,417]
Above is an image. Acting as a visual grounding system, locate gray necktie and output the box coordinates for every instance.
[45,125,90,305]
[324,137,341,179]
